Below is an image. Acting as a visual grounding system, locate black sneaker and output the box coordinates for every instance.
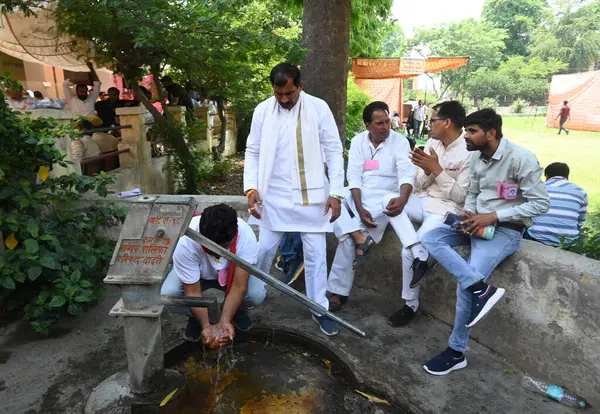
[183,317,201,342]
[327,293,348,313]
[423,347,467,376]
[388,304,416,327]
[466,285,505,328]
[233,309,254,332]
[409,258,429,288]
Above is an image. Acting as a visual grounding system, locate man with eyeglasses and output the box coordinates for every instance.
[388,101,471,327]
[160,204,267,348]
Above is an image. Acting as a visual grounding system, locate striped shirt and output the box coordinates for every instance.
[526,177,588,246]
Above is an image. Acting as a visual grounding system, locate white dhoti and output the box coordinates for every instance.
[328,193,445,303]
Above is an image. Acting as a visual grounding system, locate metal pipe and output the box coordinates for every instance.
[159,295,220,325]
[184,228,366,337]
[79,124,132,135]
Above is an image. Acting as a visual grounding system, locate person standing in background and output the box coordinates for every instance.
[413,100,425,138]
[556,100,570,135]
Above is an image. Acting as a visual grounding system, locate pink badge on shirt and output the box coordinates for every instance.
[364,160,379,171]
[218,269,228,287]
[497,181,518,200]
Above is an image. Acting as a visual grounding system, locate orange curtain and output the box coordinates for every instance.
[351,57,469,120]
[545,71,600,132]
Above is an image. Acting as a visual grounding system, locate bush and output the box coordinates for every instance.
[346,75,371,141]
[0,90,124,333]
[196,151,235,184]
[479,97,499,110]
[565,212,600,260]
[511,99,529,114]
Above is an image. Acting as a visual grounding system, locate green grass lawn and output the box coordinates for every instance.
[503,116,600,211]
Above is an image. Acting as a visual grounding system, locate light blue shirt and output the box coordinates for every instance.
[527,177,588,246]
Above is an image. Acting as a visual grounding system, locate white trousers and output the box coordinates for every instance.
[328,195,444,301]
[257,227,329,314]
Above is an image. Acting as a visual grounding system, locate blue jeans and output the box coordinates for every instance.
[160,268,267,315]
[421,226,522,352]
[413,119,422,137]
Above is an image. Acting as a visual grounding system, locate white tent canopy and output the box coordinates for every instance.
[0,9,91,72]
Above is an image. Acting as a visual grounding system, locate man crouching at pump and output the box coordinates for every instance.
[161,204,267,349]
[420,109,550,375]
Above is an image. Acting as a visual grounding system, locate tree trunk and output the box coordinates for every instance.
[302,0,351,145]
[216,98,227,159]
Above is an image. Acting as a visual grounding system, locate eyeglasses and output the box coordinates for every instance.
[429,117,447,125]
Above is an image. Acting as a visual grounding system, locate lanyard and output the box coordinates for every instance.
[369,147,381,160]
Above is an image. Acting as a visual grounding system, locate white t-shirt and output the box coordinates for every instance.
[414,105,426,121]
[63,80,102,117]
[173,216,258,284]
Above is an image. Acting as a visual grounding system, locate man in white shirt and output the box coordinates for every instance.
[244,62,345,336]
[160,204,267,348]
[388,101,471,327]
[63,61,102,117]
[327,101,415,311]
[413,100,425,138]
[71,119,101,161]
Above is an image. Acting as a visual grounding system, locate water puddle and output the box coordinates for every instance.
[163,335,402,414]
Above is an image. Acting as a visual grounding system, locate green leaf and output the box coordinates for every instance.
[70,270,81,283]
[74,290,94,303]
[68,303,83,316]
[40,254,58,269]
[26,219,39,237]
[23,239,39,254]
[49,295,66,308]
[13,272,26,283]
[39,291,50,302]
[0,276,16,290]
[28,266,43,281]
[79,280,93,288]
[40,234,57,241]
[65,285,78,298]
[85,255,97,269]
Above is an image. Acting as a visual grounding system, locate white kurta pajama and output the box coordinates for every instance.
[328,133,471,305]
[243,91,344,312]
[328,130,415,296]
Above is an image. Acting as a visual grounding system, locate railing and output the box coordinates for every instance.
[80,148,130,165]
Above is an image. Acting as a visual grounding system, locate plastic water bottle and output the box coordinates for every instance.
[521,376,587,409]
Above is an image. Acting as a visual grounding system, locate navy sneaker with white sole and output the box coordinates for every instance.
[312,314,339,336]
[466,285,505,328]
[423,347,468,376]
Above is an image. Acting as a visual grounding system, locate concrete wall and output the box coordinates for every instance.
[92,194,600,407]
[340,227,600,409]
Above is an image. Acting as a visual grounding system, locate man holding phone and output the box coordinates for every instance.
[388,101,472,327]
[420,108,549,375]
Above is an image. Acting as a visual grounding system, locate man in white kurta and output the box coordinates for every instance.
[327,102,415,310]
[243,63,345,336]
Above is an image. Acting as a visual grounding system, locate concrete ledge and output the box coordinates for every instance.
[346,229,600,408]
[87,194,600,407]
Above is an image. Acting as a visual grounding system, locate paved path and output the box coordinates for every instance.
[0,284,573,413]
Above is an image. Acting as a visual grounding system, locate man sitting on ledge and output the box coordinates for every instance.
[420,108,550,375]
[525,162,588,247]
[327,101,414,311]
[161,204,266,349]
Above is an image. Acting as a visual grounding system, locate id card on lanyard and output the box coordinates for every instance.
[364,146,381,171]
